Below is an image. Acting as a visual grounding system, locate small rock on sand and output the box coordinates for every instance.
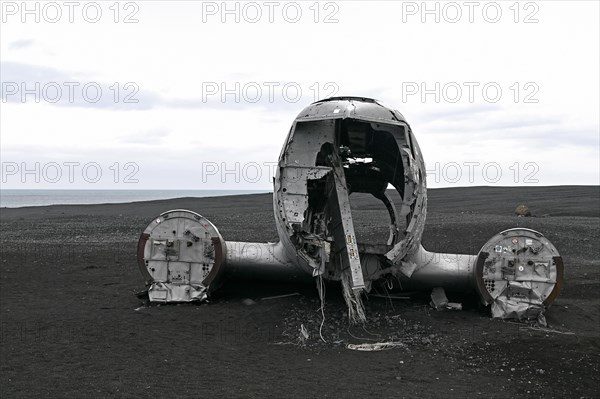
[515,204,531,217]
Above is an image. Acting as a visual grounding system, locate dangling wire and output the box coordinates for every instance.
[316,274,327,343]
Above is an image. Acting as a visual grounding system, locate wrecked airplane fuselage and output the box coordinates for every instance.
[137,97,563,322]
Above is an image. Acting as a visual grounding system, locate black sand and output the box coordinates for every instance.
[1,186,598,398]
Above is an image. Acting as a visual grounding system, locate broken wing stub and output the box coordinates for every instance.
[137,210,226,303]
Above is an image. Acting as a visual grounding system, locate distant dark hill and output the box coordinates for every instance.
[426,186,600,217]
[348,186,600,218]
[1,186,598,221]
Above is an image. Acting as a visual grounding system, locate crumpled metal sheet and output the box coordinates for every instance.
[385,146,427,266]
[430,287,449,310]
[491,297,544,319]
[148,282,207,303]
[399,260,418,278]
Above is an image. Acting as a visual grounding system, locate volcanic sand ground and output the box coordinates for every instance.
[1,186,599,398]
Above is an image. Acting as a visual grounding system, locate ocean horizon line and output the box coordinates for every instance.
[0,189,272,208]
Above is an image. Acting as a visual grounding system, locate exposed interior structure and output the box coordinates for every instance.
[137,97,563,323]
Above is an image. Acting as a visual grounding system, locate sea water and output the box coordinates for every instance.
[0,189,270,208]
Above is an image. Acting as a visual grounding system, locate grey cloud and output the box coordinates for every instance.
[9,39,34,49]
[405,102,598,152]
[420,110,598,150]
[1,61,160,110]
[0,61,342,112]
[162,82,337,113]
[496,126,599,148]
[118,128,171,145]
[415,104,503,123]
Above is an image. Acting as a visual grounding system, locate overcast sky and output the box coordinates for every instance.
[1,0,598,189]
